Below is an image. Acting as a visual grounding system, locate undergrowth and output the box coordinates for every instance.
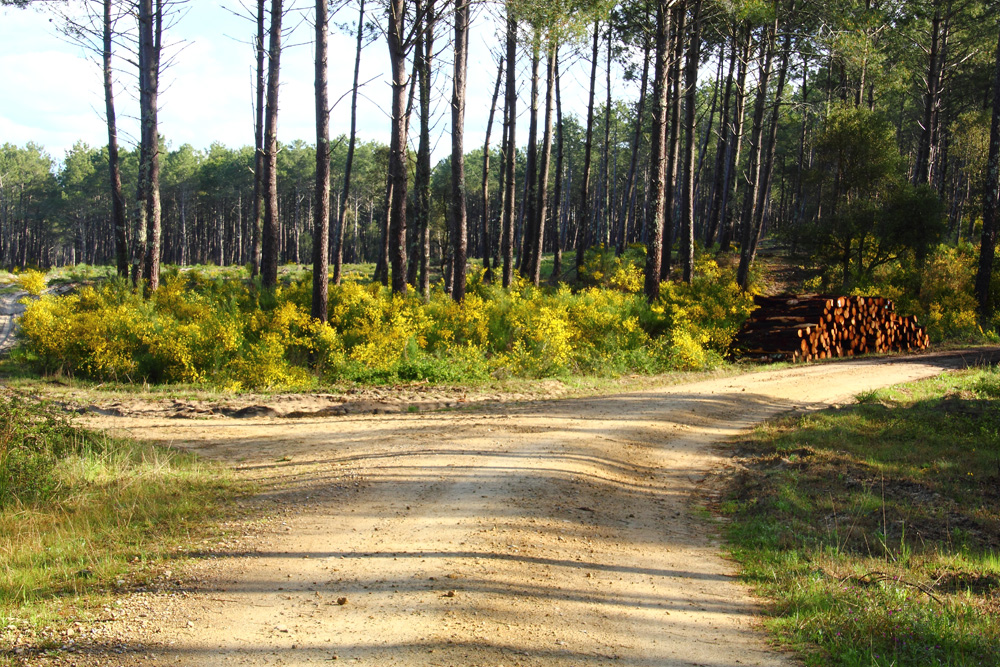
[721,367,1000,666]
[0,391,238,633]
[13,253,755,391]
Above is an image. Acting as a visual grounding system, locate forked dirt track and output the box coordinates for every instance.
[78,349,997,667]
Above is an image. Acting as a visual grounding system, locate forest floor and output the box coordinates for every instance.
[15,347,999,667]
[0,289,26,356]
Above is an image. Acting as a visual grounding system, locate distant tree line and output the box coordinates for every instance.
[2,0,999,320]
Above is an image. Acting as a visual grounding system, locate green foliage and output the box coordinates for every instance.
[723,369,1000,666]
[806,105,946,289]
[0,390,236,627]
[15,260,755,389]
[839,243,990,342]
[0,393,97,506]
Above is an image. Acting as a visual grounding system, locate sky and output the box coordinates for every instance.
[0,1,635,167]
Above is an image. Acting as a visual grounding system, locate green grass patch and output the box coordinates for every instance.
[721,367,1000,666]
[0,391,242,638]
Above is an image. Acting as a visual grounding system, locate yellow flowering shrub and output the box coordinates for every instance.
[16,269,47,296]
[15,252,757,388]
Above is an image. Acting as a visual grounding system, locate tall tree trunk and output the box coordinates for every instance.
[261,0,282,288]
[103,0,128,278]
[520,43,540,277]
[736,22,776,289]
[531,40,556,286]
[574,22,601,274]
[914,0,943,186]
[747,20,792,264]
[644,0,671,301]
[719,27,750,252]
[450,0,470,301]
[333,0,365,286]
[680,0,702,284]
[661,1,686,280]
[386,0,409,294]
[311,0,330,322]
[705,33,737,246]
[414,0,434,299]
[481,54,504,284]
[501,12,517,287]
[619,36,650,254]
[551,52,565,283]
[601,25,612,247]
[251,0,266,278]
[139,0,162,291]
[975,25,1000,322]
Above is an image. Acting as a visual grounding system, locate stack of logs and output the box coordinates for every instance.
[734,294,930,362]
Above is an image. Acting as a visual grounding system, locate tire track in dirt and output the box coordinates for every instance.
[65,349,998,667]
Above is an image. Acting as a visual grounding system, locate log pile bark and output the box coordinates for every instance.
[733,294,930,362]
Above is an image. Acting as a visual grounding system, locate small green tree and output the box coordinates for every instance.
[809,104,944,289]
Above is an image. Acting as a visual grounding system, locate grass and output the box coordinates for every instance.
[0,390,245,659]
[721,366,1000,666]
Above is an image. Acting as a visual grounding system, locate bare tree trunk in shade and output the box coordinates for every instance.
[601,26,612,248]
[531,41,556,286]
[481,54,504,284]
[311,0,330,322]
[975,24,1000,322]
[661,1,685,281]
[261,0,282,288]
[705,35,737,247]
[574,22,601,274]
[619,35,650,254]
[519,43,540,277]
[450,0,470,301]
[736,22,776,290]
[644,1,671,301]
[550,52,565,283]
[333,0,365,285]
[718,27,749,252]
[747,20,792,265]
[103,0,128,277]
[500,12,517,287]
[251,0,265,278]
[680,0,702,284]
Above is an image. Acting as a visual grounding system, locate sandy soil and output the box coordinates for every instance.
[26,349,1000,667]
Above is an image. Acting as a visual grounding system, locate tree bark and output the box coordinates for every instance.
[333,0,365,286]
[386,0,409,294]
[531,40,556,286]
[736,22,776,290]
[975,24,1000,322]
[661,1,686,281]
[501,12,517,287]
[644,1,671,301]
[705,33,737,247]
[551,51,565,283]
[311,0,330,322]
[574,22,601,274]
[413,0,434,299]
[251,0,266,278]
[619,35,650,253]
[261,0,282,288]
[680,0,702,284]
[450,0,469,301]
[139,0,162,291]
[481,54,504,284]
[520,43,540,277]
[103,0,128,278]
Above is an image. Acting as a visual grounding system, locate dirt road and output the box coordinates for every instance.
[75,350,996,667]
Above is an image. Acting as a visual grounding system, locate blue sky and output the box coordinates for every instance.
[1,1,624,166]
